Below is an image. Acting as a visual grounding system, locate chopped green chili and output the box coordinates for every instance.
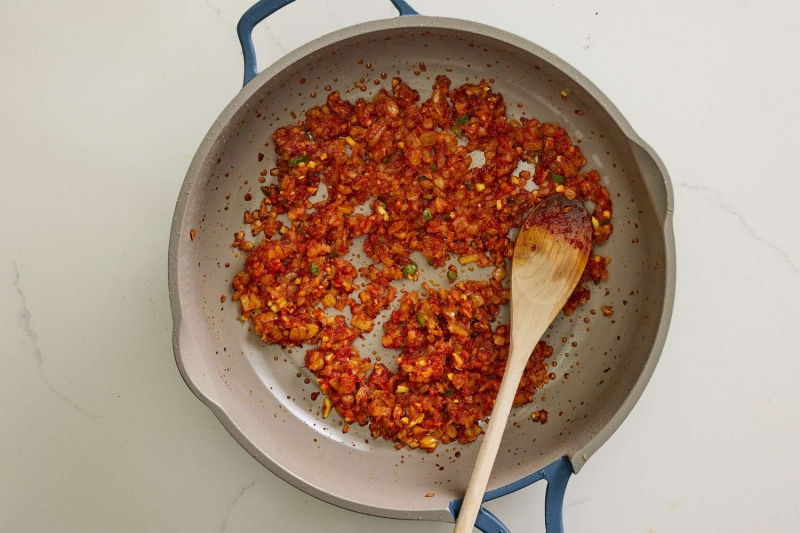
[402,263,418,277]
[423,208,432,221]
[552,174,565,184]
[309,264,320,276]
[288,155,310,167]
[456,114,469,124]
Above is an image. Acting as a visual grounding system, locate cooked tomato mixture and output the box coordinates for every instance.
[231,76,613,451]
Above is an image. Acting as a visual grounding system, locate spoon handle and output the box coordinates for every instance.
[453,318,550,533]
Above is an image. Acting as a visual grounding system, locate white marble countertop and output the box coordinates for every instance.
[2,0,798,531]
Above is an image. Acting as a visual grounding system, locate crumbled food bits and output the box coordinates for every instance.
[425,493,435,498]
[601,305,614,317]
[322,397,332,419]
[189,229,196,241]
[230,76,614,452]
[531,410,548,424]
[447,265,458,283]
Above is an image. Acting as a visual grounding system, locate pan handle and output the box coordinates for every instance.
[237,0,419,87]
[449,456,572,533]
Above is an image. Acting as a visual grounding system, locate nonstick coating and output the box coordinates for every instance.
[169,16,675,522]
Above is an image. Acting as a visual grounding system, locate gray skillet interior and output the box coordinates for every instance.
[169,16,675,522]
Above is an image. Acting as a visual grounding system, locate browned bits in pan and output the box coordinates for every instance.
[530,410,548,424]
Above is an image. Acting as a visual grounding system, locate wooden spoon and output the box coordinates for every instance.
[453,194,593,533]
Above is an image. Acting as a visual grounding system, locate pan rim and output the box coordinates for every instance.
[168,14,675,521]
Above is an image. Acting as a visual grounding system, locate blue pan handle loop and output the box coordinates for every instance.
[450,456,573,533]
[237,0,419,87]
